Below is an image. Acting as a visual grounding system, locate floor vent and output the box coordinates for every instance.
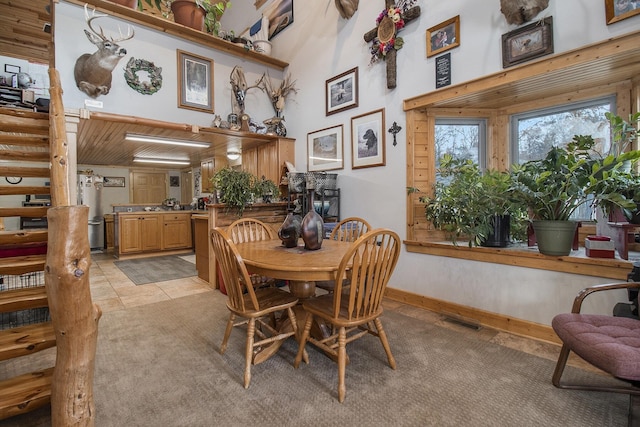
[442,313,482,331]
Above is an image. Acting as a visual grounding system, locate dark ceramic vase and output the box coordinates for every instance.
[301,190,324,250]
[278,212,302,248]
[480,214,511,248]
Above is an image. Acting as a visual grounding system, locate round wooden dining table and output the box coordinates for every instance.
[235,238,353,299]
[235,238,353,354]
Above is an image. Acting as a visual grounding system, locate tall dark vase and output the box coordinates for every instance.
[301,189,324,250]
[480,214,511,248]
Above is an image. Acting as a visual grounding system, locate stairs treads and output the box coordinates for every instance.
[0,322,56,361]
[0,286,48,313]
[0,230,48,246]
[0,206,50,218]
[0,367,53,420]
[0,255,46,276]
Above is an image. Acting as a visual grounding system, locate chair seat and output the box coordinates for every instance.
[552,313,640,381]
[302,293,383,327]
[227,287,298,318]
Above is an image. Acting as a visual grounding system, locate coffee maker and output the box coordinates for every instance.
[197,197,206,210]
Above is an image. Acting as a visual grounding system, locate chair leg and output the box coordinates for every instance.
[294,313,313,368]
[244,318,256,389]
[374,317,396,369]
[338,326,347,403]
[220,313,235,354]
[552,344,571,388]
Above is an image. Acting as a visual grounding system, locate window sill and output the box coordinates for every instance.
[404,240,634,280]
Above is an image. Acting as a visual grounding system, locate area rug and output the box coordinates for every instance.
[114,255,197,285]
[0,291,629,426]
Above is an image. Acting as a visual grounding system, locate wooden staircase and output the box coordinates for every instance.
[0,106,56,419]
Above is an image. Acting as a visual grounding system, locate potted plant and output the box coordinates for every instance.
[211,167,255,216]
[141,0,230,33]
[252,176,280,203]
[511,131,640,256]
[418,155,526,247]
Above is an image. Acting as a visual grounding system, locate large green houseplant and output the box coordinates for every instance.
[419,155,526,247]
[510,130,640,255]
[211,167,255,216]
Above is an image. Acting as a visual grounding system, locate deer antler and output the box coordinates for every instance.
[84,4,134,42]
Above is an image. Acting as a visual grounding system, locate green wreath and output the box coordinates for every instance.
[124,57,162,95]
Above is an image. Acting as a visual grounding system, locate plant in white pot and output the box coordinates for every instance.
[511,132,640,256]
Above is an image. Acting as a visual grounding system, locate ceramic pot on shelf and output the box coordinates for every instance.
[170,0,206,31]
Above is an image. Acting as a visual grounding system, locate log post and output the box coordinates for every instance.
[45,206,101,427]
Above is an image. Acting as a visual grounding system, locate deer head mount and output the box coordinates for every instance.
[500,0,549,25]
[74,5,134,98]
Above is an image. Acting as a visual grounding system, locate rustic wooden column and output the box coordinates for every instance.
[45,206,101,427]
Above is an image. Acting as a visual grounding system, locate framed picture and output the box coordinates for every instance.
[103,177,125,187]
[264,0,294,40]
[351,108,386,169]
[605,0,640,24]
[501,17,554,68]
[177,50,214,113]
[4,64,20,74]
[326,67,358,116]
[307,125,344,172]
[169,176,180,187]
[426,15,460,58]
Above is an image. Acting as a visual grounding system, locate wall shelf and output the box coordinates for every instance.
[63,0,289,71]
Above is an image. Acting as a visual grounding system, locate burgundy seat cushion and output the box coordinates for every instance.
[552,313,640,381]
[0,242,47,258]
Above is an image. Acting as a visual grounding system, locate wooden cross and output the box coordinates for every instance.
[364,1,421,89]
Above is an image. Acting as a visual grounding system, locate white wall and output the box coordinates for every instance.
[55,0,640,326]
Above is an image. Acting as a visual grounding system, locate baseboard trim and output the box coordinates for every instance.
[384,287,561,345]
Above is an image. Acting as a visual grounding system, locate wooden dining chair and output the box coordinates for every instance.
[227,218,277,288]
[211,227,301,389]
[294,228,401,403]
[316,217,371,293]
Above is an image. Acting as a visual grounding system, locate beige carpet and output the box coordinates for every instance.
[0,291,629,426]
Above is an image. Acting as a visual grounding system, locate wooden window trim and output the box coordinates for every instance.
[404,31,640,279]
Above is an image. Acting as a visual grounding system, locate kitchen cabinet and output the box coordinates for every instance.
[242,137,294,186]
[162,213,192,249]
[201,158,215,193]
[119,214,160,254]
[117,211,192,256]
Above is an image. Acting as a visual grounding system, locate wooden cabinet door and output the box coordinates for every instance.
[242,147,258,177]
[132,172,167,203]
[119,216,142,254]
[140,215,161,251]
[201,158,215,193]
[162,214,192,249]
[258,142,277,183]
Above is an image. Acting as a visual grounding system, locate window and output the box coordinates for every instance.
[510,97,615,164]
[435,119,487,180]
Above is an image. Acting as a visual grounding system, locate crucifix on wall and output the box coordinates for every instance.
[364,0,421,89]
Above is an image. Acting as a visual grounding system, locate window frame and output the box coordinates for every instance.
[435,118,488,171]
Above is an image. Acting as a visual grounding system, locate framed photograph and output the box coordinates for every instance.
[169,176,180,187]
[307,125,344,172]
[351,108,386,169]
[605,0,640,24]
[501,17,554,68]
[177,50,214,113]
[4,64,20,74]
[426,15,460,58]
[326,67,358,116]
[264,0,294,40]
[103,177,125,187]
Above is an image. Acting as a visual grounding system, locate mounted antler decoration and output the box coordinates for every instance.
[500,0,549,25]
[74,5,134,98]
[335,0,359,20]
[229,66,265,130]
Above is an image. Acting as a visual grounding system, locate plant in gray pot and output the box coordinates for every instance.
[419,155,526,247]
[511,133,640,256]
